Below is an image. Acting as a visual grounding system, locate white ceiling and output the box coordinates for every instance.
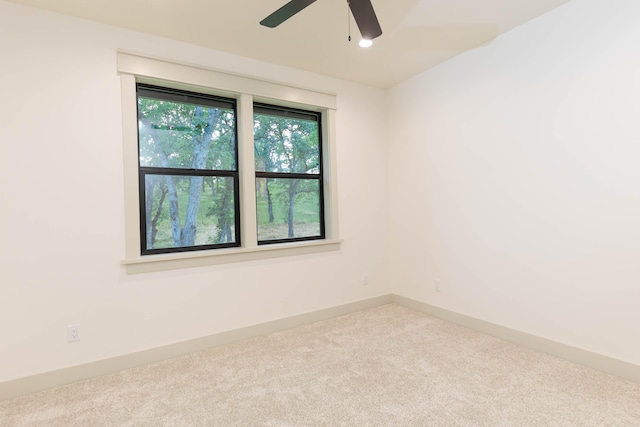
[7,0,571,88]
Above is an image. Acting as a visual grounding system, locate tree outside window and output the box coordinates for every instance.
[137,84,240,254]
[253,104,324,244]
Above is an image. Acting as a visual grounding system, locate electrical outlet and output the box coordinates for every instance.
[435,280,441,292]
[67,325,80,343]
[363,275,369,286]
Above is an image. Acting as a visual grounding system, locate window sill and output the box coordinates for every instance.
[122,239,343,274]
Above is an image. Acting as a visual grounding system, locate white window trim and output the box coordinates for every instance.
[117,51,341,274]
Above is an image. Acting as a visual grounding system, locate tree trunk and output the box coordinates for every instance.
[141,117,182,247]
[217,178,233,243]
[181,107,220,246]
[266,179,274,223]
[166,176,181,246]
[287,179,300,238]
[181,175,202,246]
[145,178,155,248]
[150,183,167,248]
[221,224,232,243]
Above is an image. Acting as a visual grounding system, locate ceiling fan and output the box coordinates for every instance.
[260,0,383,43]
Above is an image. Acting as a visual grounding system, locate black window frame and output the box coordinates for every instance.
[136,83,241,255]
[253,103,326,245]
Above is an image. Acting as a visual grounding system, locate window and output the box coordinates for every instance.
[254,104,324,244]
[137,84,240,254]
[118,52,340,273]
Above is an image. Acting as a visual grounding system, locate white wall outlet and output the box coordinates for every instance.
[363,275,369,286]
[435,280,441,292]
[67,324,80,342]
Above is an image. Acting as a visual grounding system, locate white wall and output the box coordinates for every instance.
[0,1,389,382]
[388,0,640,364]
[3,0,638,385]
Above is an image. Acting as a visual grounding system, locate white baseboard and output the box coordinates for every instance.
[0,295,393,402]
[392,294,640,384]
[3,293,638,402]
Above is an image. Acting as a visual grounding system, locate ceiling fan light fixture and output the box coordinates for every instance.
[260,0,383,47]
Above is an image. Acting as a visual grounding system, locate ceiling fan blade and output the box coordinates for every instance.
[349,0,383,40]
[260,0,318,28]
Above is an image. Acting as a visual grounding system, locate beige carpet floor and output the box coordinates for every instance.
[1,303,639,426]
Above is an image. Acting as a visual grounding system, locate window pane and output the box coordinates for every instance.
[253,112,320,174]
[143,174,236,251]
[256,178,322,242]
[138,97,236,171]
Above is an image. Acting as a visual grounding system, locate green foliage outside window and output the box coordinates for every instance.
[137,86,239,253]
[253,107,324,242]
[136,85,326,254]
